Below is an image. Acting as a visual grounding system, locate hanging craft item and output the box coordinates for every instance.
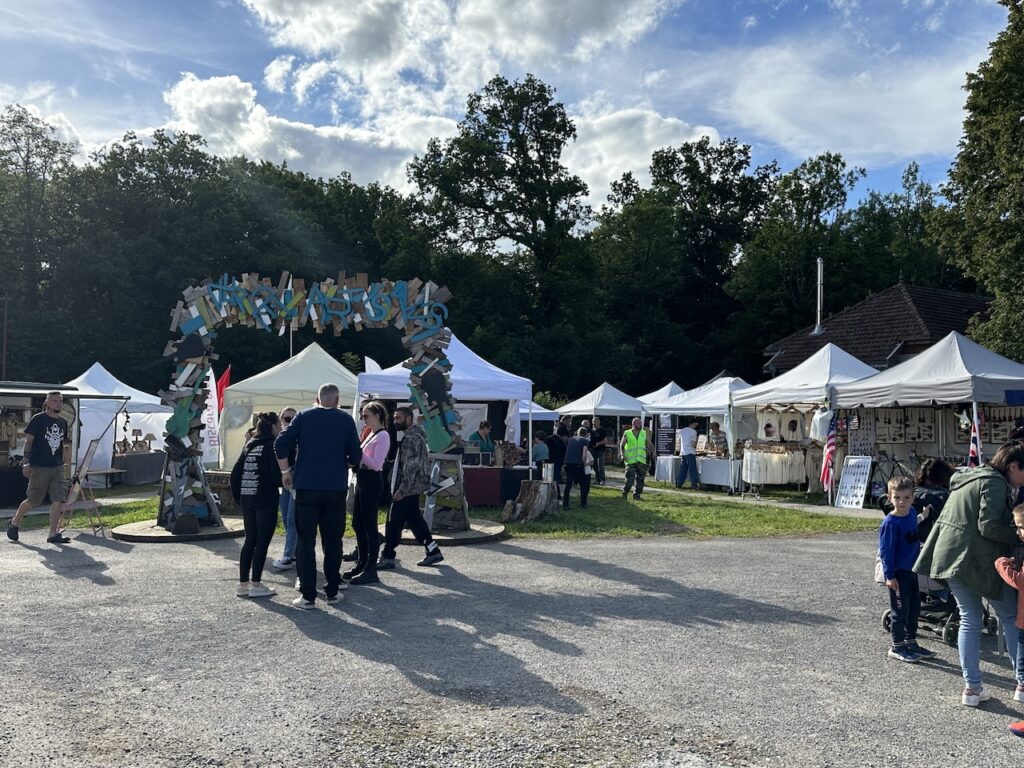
[158,272,468,534]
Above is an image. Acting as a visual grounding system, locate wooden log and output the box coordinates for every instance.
[501,480,559,523]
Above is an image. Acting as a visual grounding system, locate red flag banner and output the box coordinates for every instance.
[216,365,231,415]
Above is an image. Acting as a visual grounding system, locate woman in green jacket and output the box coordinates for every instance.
[914,441,1024,706]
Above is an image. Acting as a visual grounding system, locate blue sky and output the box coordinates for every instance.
[0,0,1009,206]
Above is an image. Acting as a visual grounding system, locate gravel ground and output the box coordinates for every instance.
[2,529,1023,767]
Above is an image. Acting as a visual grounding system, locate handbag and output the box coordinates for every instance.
[873,551,885,584]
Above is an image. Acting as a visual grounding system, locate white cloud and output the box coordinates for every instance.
[566,106,718,206]
[643,69,667,88]
[742,15,757,30]
[292,60,333,104]
[263,55,295,93]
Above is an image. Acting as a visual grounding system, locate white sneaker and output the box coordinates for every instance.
[236,581,251,597]
[963,687,992,707]
[272,557,295,571]
[326,592,344,605]
[291,596,316,610]
[338,576,349,591]
[1014,684,1024,703]
[295,577,301,591]
[248,582,277,598]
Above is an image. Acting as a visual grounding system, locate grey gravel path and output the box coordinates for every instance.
[2,529,1021,767]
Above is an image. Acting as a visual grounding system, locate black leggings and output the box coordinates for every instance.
[240,500,278,583]
[353,468,383,569]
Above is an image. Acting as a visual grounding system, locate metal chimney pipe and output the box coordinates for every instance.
[811,256,824,335]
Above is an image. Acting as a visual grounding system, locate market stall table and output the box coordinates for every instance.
[698,457,742,489]
[654,456,680,483]
[112,451,166,485]
[462,466,503,507]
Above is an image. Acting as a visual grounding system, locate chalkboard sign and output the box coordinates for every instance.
[656,415,674,456]
[835,455,872,509]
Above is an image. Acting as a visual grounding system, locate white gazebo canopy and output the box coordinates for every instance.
[647,376,751,415]
[832,331,1024,407]
[518,400,559,421]
[638,381,685,404]
[220,342,358,466]
[65,363,172,481]
[558,383,647,417]
[732,343,879,408]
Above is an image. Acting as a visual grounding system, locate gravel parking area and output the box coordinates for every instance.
[2,529,1022,767]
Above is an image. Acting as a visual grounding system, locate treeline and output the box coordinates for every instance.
[2,22,1021,398]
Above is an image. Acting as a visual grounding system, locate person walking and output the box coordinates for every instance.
[345,400,391,585]
[563,427,592,509]
[378,407,444,570]
[230,411,283,599]
[275,383,362,610]
[620,417,654,500]
[271,407,298,571]
[914,441,1024,706]
[6,391,71,545]
[676,419,700,490]
[590,417,609,485]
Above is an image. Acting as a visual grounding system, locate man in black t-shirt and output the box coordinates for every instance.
[7,391,71,545]
[589,417,609,485]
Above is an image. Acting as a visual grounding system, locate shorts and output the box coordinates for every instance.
[26,465,67,507]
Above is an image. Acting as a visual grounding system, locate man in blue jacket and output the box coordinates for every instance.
[275,383,361,609]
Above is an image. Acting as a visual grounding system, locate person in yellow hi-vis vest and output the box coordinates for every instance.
[619,417,655,500]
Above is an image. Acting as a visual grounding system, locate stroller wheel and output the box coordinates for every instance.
[943,617,959,648]
[881,609,892,633]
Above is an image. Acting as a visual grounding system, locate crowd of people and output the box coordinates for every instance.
[229,383,444,609]
[878,441,1024,735]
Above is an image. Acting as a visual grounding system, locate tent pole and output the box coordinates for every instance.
[528,399,533,479]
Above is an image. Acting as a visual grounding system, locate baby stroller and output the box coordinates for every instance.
[880,574,998,647]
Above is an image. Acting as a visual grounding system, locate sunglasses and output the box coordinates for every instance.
[282,416,293,423]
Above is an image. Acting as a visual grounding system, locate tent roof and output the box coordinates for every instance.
[637,381,685,404]
[732,344,878,407]
[518,400,559,420]
[646,376,751,415]
[832,331,1024,407]
[65,363,171,413]
[558,383,647,417]
[357,332,532,402]
[225,343,358,402]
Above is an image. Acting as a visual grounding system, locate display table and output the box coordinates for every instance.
[655,456,680,483]
[112,451,166,485]
[697,457,742,489]
[463,466,536,507]
[742,450,806,486]
[0,467,29,507]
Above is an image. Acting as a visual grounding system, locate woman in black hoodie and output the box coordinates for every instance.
[230,411,284,598]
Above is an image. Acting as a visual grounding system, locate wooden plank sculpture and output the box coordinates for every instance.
[158,272,470,534]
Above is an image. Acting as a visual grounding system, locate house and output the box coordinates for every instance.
[762,283,991,375]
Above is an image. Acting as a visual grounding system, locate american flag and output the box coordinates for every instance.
[968,403,982,467]
[820,412,838,488]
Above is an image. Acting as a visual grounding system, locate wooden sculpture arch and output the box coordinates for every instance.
[157,271,468,534]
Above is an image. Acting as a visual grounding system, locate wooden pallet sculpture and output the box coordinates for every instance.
[158,272,466,532]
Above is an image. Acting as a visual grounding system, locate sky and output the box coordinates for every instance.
[0,0,1010,207]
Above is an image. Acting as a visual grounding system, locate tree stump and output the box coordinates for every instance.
[501,480,559,523]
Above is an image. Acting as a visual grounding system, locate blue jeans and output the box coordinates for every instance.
[676,454,699,489]
[1018,628,1024,685]
[279,489,297,560]
[947,577,1019,689]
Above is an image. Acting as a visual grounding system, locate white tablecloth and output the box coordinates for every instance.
[742,450,807,485]
[654,456,740,488]
[655,456,680,482]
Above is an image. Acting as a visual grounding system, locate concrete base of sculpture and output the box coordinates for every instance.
[380,517,505,546]
[112,516,246,543]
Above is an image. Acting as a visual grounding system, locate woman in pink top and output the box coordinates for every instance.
[346,400,391,585]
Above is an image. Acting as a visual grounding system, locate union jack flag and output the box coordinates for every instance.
[968,403,983,467]
[820,412,838,488]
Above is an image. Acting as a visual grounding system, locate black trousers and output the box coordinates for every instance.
[888,569,921,647]
[563,464,590,507]
[382,494,434,559]
[239,499,278,583]
[353,468,383,571]
[295,488,346,601]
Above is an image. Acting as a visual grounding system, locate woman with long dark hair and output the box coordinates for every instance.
[230,411,283,598]
[345,400,391,585]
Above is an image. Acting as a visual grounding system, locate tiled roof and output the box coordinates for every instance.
[763,283,991,373]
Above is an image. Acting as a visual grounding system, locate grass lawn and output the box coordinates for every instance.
[29,486,878,540]
[643,478,829,507]
[473,485,878,539]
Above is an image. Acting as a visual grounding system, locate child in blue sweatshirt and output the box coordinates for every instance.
[879,476,934,663]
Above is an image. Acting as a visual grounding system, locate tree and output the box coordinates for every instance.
[408,74,589,313]
[933,0,1024,358]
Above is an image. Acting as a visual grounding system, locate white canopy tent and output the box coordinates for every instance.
[518,400,559,421]
[220,343,358,466]
[646,376,751,415]
[65,363,172,482]
[558,383,647,418]
[637,381,684,404]
[357,332,533,444]
[832,331,1024,407]
[732,344,879,408]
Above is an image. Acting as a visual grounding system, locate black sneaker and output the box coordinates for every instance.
[377,557,396,570]
[350,570,380,585]
[417,551,444,567]
[907,642,936,658]
[6,523,19,542]
[342,551,359,562]
[342,566,365,580]
[46,533,71,544]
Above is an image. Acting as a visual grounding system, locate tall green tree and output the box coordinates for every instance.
[933,0,1024,359]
